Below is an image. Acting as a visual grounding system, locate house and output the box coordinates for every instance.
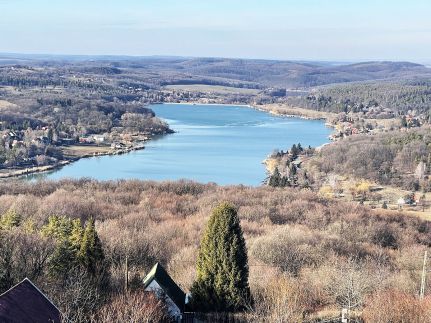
[60,138,76,146]
[93,135,105,144]
[143,263,186,322]
[79,136,94,144]
[0,278,61,323]
[35,136,50,145]
[111,142,127,149]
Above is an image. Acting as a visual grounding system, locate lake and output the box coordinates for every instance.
[37,104,332,185]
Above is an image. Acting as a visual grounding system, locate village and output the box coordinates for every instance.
[0,121,168,178]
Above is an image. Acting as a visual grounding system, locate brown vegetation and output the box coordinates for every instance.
[0,179,431,321]
[308,127,431,192]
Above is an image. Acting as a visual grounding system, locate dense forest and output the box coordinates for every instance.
[286,78,431,117]
[2,54,431,88]
[1,179,431,322]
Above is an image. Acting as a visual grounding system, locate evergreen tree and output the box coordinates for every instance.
[41,215,72,240]
[190,203,250,312]
[280,175,289,187]
[268,167,281,187]
[49,238,76,279]
[78,219,105,276]
[0,233,13,293]
[297,142,303,152]
[69,219,84,254]
[0,209,21,230]
[291,144,299,158]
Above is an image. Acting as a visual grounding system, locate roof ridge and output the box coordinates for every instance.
[22,278,61,313]
[0,278,61,314]
[143,263,186,311]
[0,278,26,298]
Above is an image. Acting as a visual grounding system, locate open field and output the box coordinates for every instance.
[62,145,113,158]
[258,103,338,120]
[326,176,431,221]
[0,99,16,109]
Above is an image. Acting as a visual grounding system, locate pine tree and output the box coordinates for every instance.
[49,238,76,279]
[297,142,303,152]
[190,203,250,312]
[69,219,84,254]
[78,219,105,276]
[291,144,298,158]
[0,209,21,230]
[268,167,281,187]
[41,215,72,240]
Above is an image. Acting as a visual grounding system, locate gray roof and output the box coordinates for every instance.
[0,278,61,323]
[143,263,186,312]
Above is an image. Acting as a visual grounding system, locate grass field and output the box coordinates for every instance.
[326,175,431,220]
[62,145,112,158]
[0,99,17,110]
[259,103,338,120]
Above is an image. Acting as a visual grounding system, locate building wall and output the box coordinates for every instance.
[145,280,182,319]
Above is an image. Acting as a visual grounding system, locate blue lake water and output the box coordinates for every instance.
[37,104,331,185]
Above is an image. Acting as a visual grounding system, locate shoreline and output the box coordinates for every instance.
[0,142,148,180]
[1,101,335,180]
[161,101,332,122]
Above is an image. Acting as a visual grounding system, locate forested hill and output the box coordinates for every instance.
[1,53,430,88]
[286,78,431,115]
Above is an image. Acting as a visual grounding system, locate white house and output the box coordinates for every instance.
[143,263,187,322]
[93,135,105,143]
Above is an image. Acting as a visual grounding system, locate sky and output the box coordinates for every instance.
[0,0,430,62]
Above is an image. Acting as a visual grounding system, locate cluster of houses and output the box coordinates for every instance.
[0,263,189,323]
[402,114,422,128]
[78,134,106,145]
[2,131,25,149]
[361,105,395,119]
[329,120,371,140]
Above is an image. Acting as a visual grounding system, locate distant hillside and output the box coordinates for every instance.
[1,53,430,88]
[286,77,431,115]
[174,59,431,88]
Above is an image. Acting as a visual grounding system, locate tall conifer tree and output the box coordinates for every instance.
[191,203,250,312]
[78,218,105,276]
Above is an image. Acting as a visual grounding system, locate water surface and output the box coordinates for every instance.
[37,104,331,185]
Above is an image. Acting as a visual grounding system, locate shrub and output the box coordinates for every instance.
[372,223,399,249]
[95,291,169,322]
[362,290,431,322]
[251,225,320,276]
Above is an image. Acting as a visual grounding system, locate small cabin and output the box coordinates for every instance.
[143,263,187,322]
[0,278,61,323]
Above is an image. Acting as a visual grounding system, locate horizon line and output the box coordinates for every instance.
[0,52,428,66]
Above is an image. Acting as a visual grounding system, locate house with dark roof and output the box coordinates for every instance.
[0,278,61,323]
[143,263,187,322]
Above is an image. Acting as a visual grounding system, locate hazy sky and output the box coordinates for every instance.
[1,0,430,62]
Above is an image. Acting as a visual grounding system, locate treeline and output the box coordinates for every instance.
[1,179,431,321]
[286,78,431,117]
